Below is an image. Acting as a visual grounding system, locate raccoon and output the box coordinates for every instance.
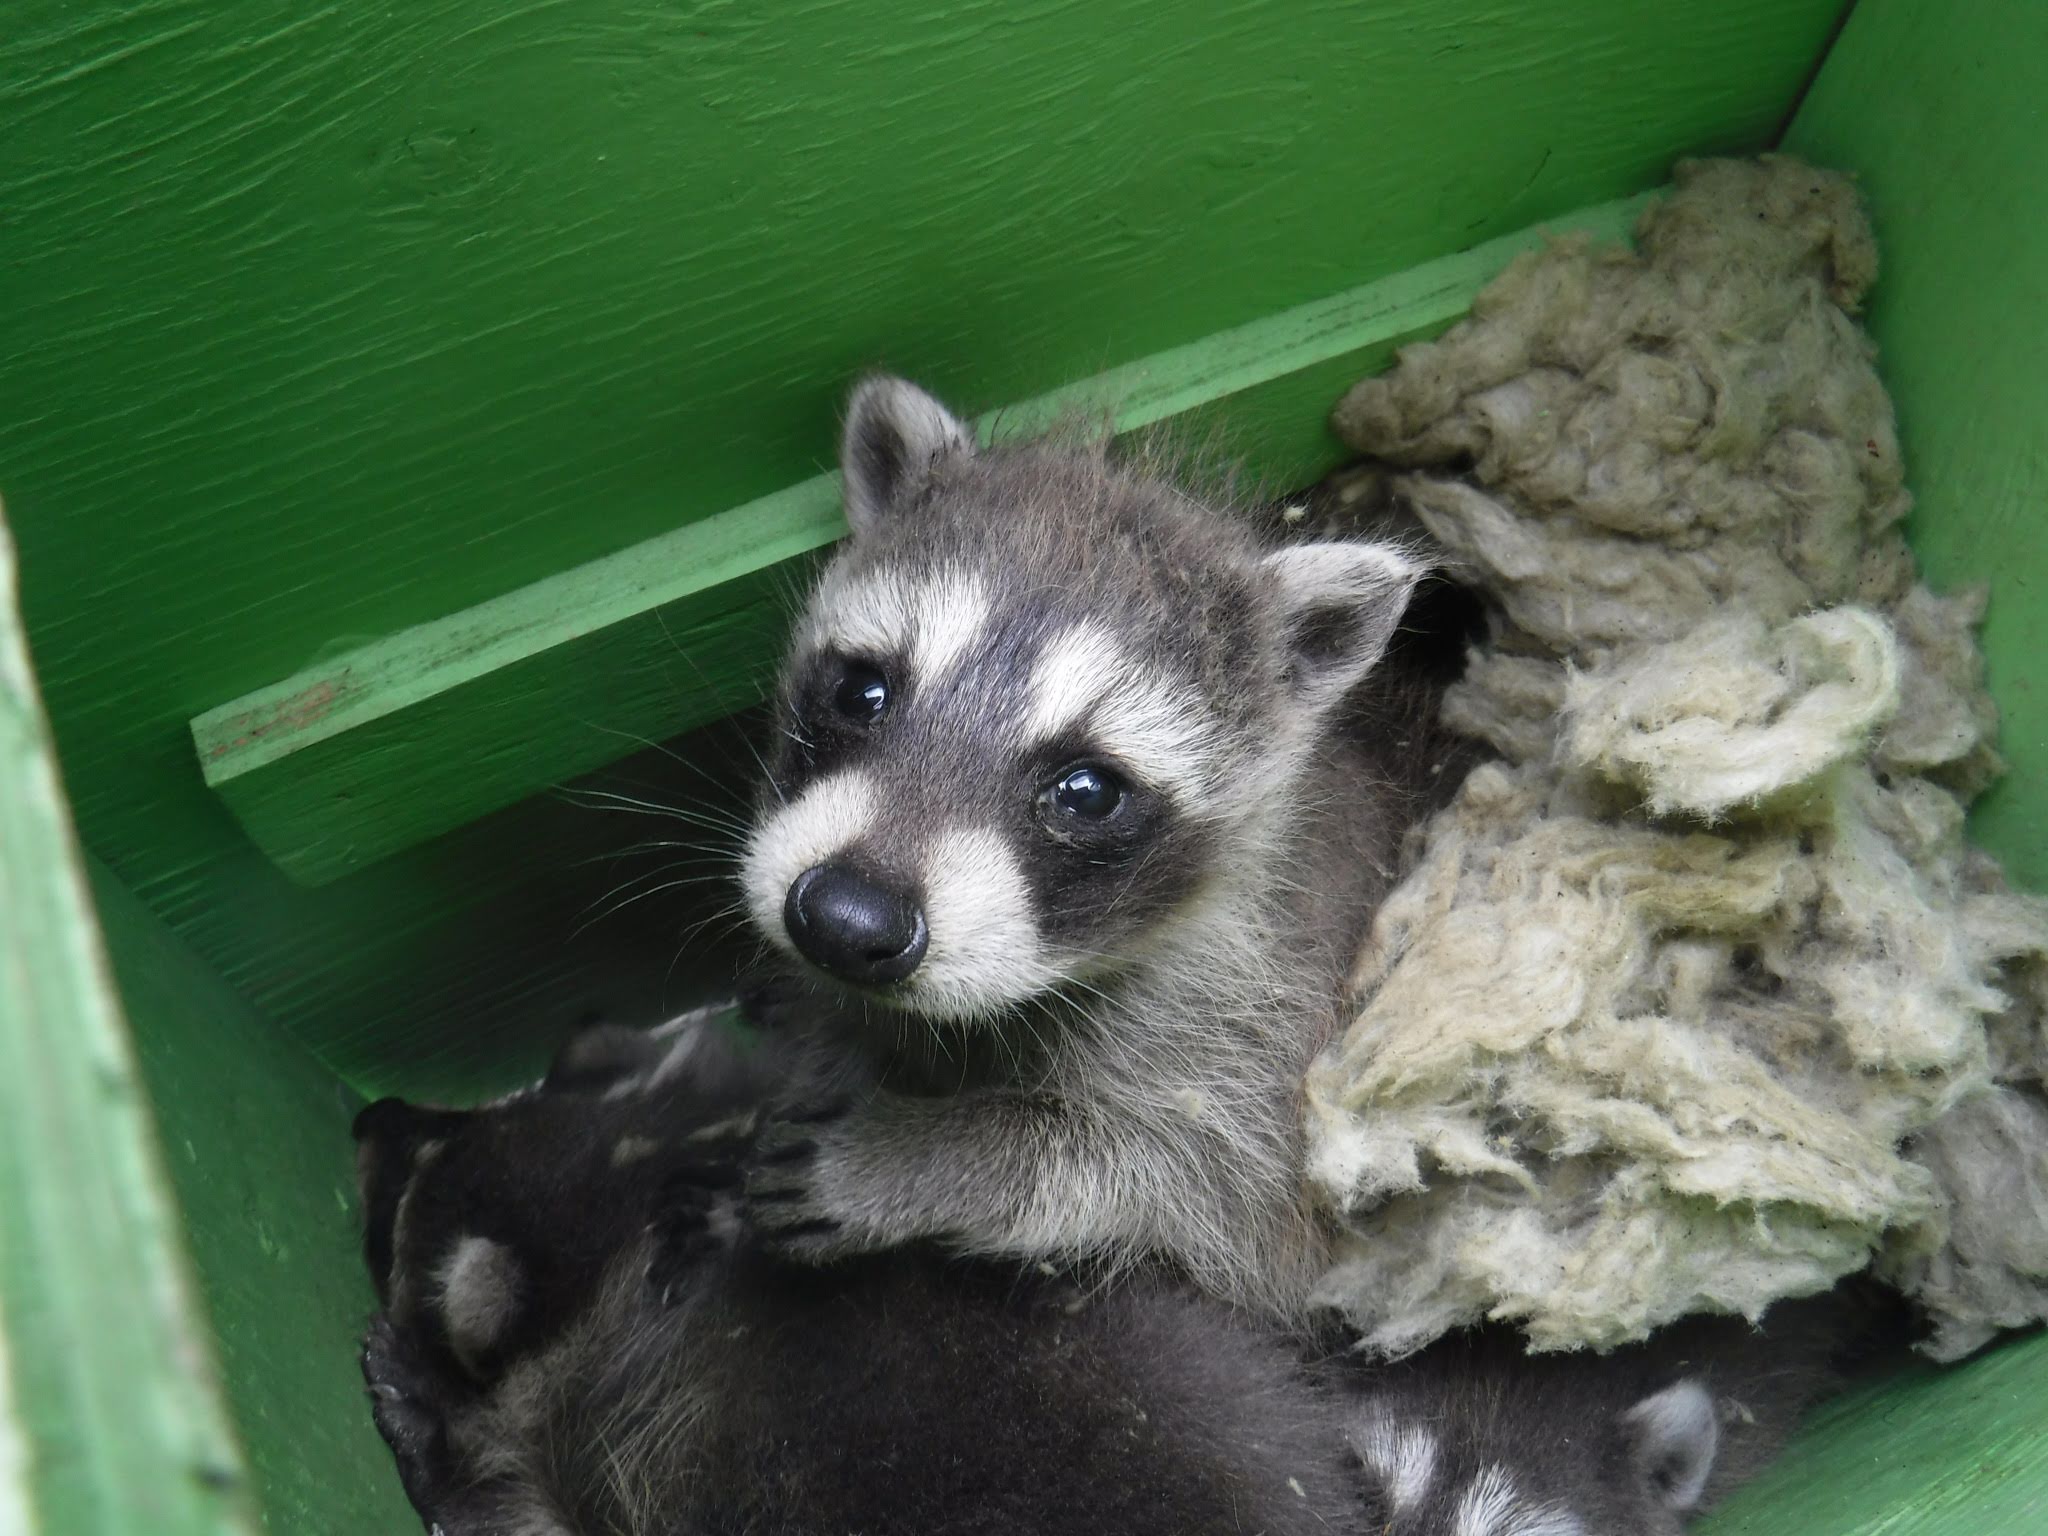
[1340,1289,1906,1536]
[355,1015,1369,1536]
[732,375,1461,1320]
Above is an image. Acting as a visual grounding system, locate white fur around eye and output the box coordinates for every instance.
[742,769,879,950]
[803,566,914,663]
[802,565,991,686]
[1024,620,1218,797]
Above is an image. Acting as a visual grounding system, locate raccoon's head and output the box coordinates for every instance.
[351,1024,729,1385]
[741,375,1420,1023]
[1352,1378,1723,1536]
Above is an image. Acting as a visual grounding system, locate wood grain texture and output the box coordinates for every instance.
[0,0,1840,1082]
[0,513,255,1536]
[192,195,1647,885]
[1699,1328,2048,1534]
[1787,0,2047,888]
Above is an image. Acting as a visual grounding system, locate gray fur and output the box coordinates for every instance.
[356,1018,1898,1534]
[1338,1289,1899,1535]
[355,1016,1368,1536]
[739,376,1463,1320]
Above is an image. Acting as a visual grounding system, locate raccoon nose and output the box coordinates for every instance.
[784,865,929,984]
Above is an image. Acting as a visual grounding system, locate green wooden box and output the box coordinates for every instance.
[2,2,2042,1530]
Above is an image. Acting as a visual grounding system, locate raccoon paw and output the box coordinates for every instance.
[645,1145,749,1303]
[361,1315,457,1527]
[742,1101,857,1263]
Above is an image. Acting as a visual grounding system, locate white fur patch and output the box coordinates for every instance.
[1023,620,1217,796]
[1351,1411,1439,1512]
[1262,538,1419,598]
[908,567,991,682]
[909,823,1064,1020]
[610,1135,660,1166]
[1503,1507,1588,1536]
[437,1235,522,1371]
[741,769,879,949]
[803,564,990,685]
[1454,1464,1522,1536]
[1625,1379,1720,1511]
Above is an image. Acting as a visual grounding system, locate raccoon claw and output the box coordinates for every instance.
[645,1129,756,1302]
[746,1198,851,1263]
[741,1107,855,1263]
[646,1177,731,1303]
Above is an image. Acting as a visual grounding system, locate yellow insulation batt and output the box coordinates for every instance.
[1305,156,2048,1361]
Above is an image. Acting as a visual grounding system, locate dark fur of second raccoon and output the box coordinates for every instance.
[733,377,1480,1322]
[355,1017,1367,1536]
[1338,1284,1910,1536]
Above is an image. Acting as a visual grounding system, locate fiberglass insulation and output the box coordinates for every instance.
[1304,156,2048,1361]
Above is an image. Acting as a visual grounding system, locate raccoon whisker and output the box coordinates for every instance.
[644,609,788,807]
[583,783,754,834]
[556,786,750,833]
[573,716,734,779]
[603,788,756,837]
[666,898,749,966]
[572,862,690,921]
[568,715,774,827]
[661,913,765,1013]
[572,873,739,939]
[573,858,731,918]
[569,839,737,872]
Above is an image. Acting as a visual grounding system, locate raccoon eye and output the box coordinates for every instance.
[1049,764,1125,820]
[832,661,889,723]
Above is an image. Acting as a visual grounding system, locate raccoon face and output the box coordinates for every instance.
[352,1084,642,1385]
[1351,1379,1721,1536]
[741,375,1420,1024]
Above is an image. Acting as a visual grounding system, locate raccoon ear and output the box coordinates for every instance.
[1262,541,1422,712]
[1622,1379,1720,1513]
[840,375,977,536]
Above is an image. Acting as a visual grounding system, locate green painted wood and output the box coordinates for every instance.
[193,195,1648,885]
[1698,1328,2048,1534]
[0,509,256,1536]
[0,0,1842,1079]
[1786,0,2048,890]
[90,865,419,1535]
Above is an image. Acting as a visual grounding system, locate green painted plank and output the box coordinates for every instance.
[90,865,419,1535]
[1699,1328,2048,1535]
[192,194,1648,885]
[0,0,1843,1080]
[1785,0,2048,889]
[0,507,257,1536]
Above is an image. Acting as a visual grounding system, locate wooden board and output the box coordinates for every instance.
[0,510,255,1536]
[1787,0,2048,889]
[91,864,420,1535]
[0,0,1841,1084]
[1700,1328,2048,1534]
[192,195,1647,884]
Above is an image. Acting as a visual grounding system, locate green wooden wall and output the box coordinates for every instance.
[0,520,256,1536]
[0,0,1845,1096]
[91,866,414,1535]
[1785,0,2047,890]
[7,4,2048,1532]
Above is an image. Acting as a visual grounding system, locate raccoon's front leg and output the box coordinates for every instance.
[745,1091,1122,1264]
[361,1315,479,1534]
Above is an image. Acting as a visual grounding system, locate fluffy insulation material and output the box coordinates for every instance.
[1305,156,2048,1360]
